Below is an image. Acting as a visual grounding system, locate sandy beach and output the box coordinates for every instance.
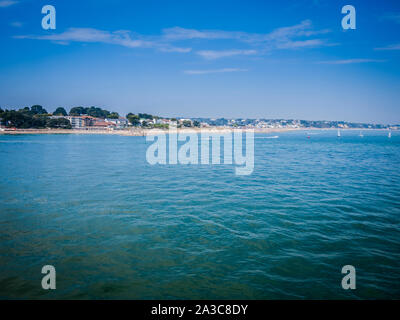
[0,127,301,136]
[0,127,394,136]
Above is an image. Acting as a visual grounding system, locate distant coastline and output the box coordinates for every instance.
[0,127,395,136]
[1,106,399,134]
[0,127,291,136]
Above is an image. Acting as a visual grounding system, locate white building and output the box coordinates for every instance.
[154,118,171,125]
[140,118,154,125]
[65,116,85,129]
[105,118,129,129]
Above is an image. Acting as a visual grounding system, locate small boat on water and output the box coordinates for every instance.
[337,129,341,137]
[388,131,392,138]
[359,131,364,137]
[266,135,279,139]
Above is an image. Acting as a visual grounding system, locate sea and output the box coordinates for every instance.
[0,130,399,299]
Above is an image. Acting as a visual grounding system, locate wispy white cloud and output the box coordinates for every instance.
[276,39,328,49]
[184,68,248,75]
[196,49,257,60]
[380,13,400,24]
[163,20,331,48]
[159,46,192,53]
[162,26,248,41]
[263,20,313,42]
[317,59,385,65]
[14,27,191,53]
[14,20,334,60]
[374,43,400,51]
[0,0,18,8]
[165,21,333,58]
[15,28,153,48]
[10,21,23,27]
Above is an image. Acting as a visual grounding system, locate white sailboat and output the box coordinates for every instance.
[388,131,392,138]
[337,129,341,137]
[359,131,364,137]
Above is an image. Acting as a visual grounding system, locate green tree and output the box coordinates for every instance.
[69,106,86,116]
[31,115,48,128]
[138,113,153,120]
[31,105,48,115]
[127,113,140,126]
[53,107,67,116]
[1,110,26,127]
[69,106,118,118]
[46,118,72,129]
[108,112,120,119]
[183,120,192,127]
[1,110,48,128]
[18,107,32,115]
[86,106,110,118]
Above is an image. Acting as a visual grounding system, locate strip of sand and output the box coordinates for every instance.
[0,127,299,136]
[1,127,393,136]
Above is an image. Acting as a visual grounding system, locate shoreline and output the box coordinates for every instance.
[0,127,394,136]
[0,127,297,136]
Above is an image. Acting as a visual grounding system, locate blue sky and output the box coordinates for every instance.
[0,0,399,123]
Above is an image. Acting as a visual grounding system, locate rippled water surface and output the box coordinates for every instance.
[0,131,399,299]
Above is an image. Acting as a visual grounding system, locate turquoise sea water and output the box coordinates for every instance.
[0,130,399,299]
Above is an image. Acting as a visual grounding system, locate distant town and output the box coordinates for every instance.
[1,105,399,131]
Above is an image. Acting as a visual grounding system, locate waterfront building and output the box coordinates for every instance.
[105,118,129,129]
[65,116,85,129]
